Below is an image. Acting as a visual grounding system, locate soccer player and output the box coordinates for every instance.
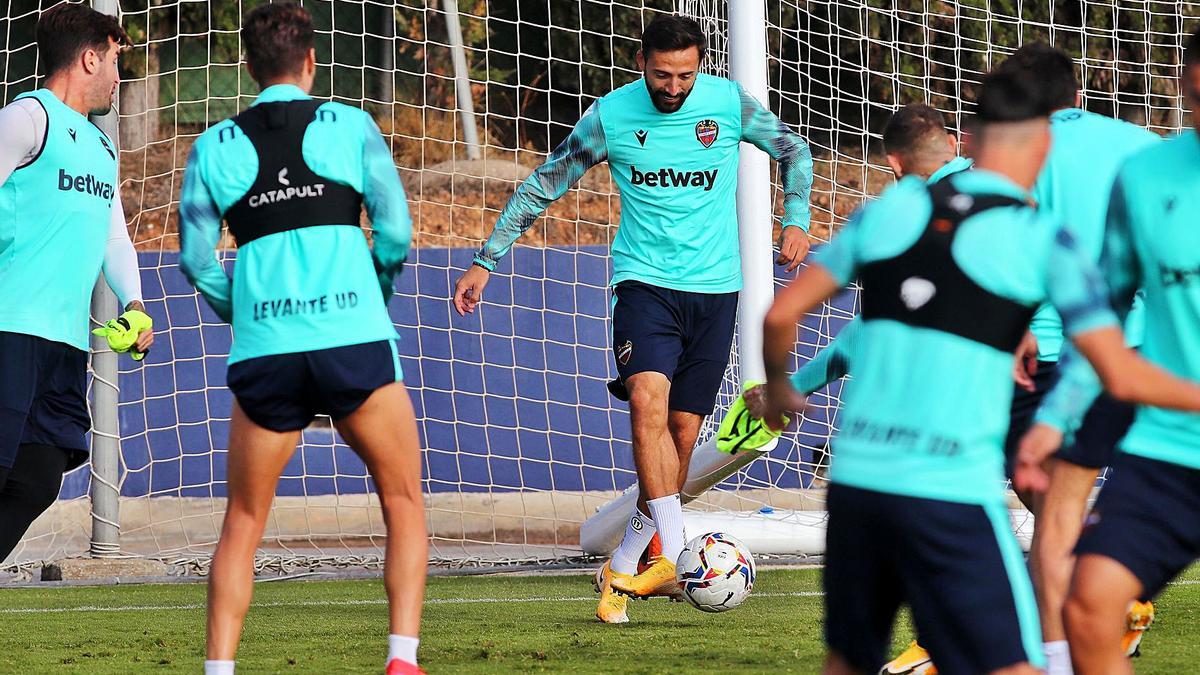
[883,102,973,184]
[0,4,152,561]
[786,103,971,404]
[761,69,1200,675]
[990,43,1162,675]
[177,5,423,674]
[1016,28,1200,675]
[450,15,814,624]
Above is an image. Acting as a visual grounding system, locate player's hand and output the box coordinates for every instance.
[776,226,810,273]
[763,376,806,431]
[743,383,767,419]
[453,264,491,316]
[1013,422,1063,494]
[92,304,154,361]
[1013,330,1039,393]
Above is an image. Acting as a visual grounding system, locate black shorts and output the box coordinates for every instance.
[1055,393,1134,469]
[607,280,737,416]
[1004,360,1060,477]
[1075,453,1200,599]
[226,339,403,432]
[0,332,89,471]
[824,484,1043,674]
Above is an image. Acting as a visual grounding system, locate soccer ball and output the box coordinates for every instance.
[675,532,756,612]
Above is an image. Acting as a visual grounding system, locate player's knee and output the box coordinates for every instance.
[1063,587,1108,641]
[627,382,665,413]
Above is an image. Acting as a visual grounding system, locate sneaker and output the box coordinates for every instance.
[385,658,425,675]
[880,640,937,674]
[1123,600,1155,657]
[594,560,630,624]
[610,556,680,599]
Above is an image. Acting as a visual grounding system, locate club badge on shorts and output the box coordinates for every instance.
[695,119,719,148]
[616,340,633,365]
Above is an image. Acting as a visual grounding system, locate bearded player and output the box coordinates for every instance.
[0,3,152,562]
[451,14,813,624]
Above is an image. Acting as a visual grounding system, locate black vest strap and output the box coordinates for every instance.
[858,179,1036,353]
[223,100,363,246]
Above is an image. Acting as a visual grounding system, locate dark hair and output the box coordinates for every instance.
[995,43,1077,110]
[641,15,707,61]
[1186,26,1200,67]
[36,3,130,78]
[975,69,1055,124]
[882,103,949,156]
[242,2,314,84]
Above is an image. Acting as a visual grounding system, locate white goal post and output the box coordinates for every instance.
[3,0,1194,573]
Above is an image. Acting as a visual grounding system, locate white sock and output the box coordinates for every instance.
[388,634,419,666]
[611,508,656,575]
[647,494,686,565]
[1044,640,1072,675]
[204,660,235,675]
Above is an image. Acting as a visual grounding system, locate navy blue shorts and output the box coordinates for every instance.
[824,484,1042,674]
[1004,360,1060,477]
[0,332,90,471]
[226,339,403,432]
[607,281,737,416]
[1056,393,1134,469]
[1076,453,1200,600]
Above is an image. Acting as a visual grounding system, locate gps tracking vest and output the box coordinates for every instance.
[859,180,1035,353]
[0,89,119,350]
[223,100,363,245]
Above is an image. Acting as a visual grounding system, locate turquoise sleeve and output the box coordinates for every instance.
[813,209,863,286]
[362,116,412,300]
[737,84,813,232]
[178,141,234,323]
[790,316,860,394]
[474,107,607,271]
[1037,179,1138,432]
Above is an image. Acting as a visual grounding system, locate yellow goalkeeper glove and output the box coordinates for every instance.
[92,309,153,361]
[716,381,788,454]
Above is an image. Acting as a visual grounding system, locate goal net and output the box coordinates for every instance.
[4,0,1192,571]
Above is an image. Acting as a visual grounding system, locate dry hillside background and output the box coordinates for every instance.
[118,107,890,253]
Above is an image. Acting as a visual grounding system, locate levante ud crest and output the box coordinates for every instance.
[695,119,719,148]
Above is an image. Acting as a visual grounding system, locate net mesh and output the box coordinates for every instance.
[3,0,1195,570]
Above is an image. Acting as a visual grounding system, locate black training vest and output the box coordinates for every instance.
[223,99,363,246]
[858,180,1036,353]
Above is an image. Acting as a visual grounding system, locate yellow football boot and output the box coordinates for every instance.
[1122,600,1155,657]
[880,640,937,675]
[610,556,680,599]
[594,560,630,624]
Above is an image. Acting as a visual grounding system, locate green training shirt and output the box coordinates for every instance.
[814,170,1116,504]
[1027,108,1158,361]
[474,74,813,293]
[179,85,411,365]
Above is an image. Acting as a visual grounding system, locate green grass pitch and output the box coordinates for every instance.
[0,567,1197,673]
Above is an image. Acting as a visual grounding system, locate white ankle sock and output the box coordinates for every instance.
[388,634,419,666]
[204,660,235,675]
[1044,640,1072,675]
[611,508,656,575]
[646,494,685,564]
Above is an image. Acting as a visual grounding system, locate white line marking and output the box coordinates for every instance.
[0,591,824,614]
[3,580,1197,615]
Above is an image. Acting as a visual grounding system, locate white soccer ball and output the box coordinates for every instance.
[675,532,756,613]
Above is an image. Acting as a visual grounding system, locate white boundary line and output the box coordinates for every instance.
[0,591,825,615]
[1,580,1196,615]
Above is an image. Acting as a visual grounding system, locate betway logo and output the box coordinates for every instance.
[58,169,114,201]
[629,165,718,191]
[248,168,326,208]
